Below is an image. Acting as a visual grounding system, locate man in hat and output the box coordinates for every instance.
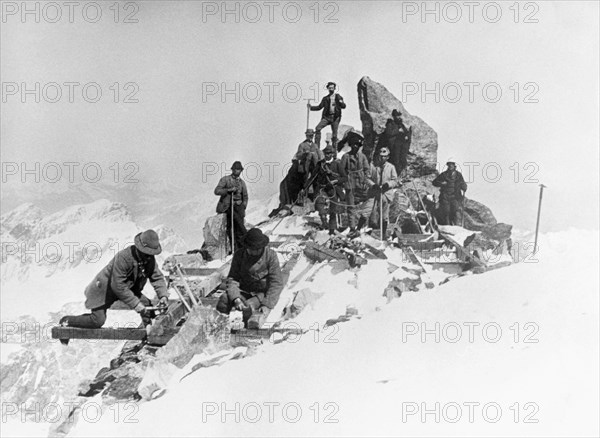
[308,82,346,148]
[314,144,347,234]
[214,161,248,252]
[294,128,324,198]
[369,147,400,239]
[433,158,468,226]
[59,229,169,331]
[340,132,375,235]
[216,228,284,328]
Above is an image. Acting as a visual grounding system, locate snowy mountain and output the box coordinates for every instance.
[0,199,186,320]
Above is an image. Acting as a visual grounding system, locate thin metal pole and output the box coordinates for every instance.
[533,184,546,254]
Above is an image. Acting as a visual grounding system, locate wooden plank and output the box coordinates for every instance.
[396,234,434,242]
[180,267,218,276]
[230,327,306,339]
[146,327,181,346]
[438,230,487,268]
[51,327,147,341]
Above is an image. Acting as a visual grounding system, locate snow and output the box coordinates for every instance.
[65,227,599,437]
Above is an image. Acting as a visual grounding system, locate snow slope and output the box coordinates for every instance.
[67,228,599,437]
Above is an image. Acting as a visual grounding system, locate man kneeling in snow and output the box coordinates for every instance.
[60,229,169,330]
[216,228,284,328]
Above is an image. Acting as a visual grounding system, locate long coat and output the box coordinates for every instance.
[227,247,283,310]
[370,161,400,202]
[84,246,168,310]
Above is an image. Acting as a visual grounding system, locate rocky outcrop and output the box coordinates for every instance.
[358,76,438,176]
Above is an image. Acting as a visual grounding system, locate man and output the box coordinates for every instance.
[314,145,347,234]
[389,109,412,176]
[376,109,412,174]
[432,158,468,226]
[308,82,346,148]
[294,129,323,176]
[369,147,400,239]
[214,161,248,252]
[340,132,375,236]
[59,229,169,332]
[294,128,324,199]
[216,228,284,328]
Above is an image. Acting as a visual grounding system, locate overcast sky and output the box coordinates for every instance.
[1,1,598,232]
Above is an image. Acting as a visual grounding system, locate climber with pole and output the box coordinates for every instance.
[214,161,248,254]
[369,147,400,241]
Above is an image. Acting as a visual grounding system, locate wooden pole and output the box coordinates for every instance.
[304,98,312,131]
[533,184,546,254]
[230,197,235,254]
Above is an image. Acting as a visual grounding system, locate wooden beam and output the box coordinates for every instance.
[51,327,147,341]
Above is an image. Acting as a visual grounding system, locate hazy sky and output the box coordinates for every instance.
[1,1,598,232]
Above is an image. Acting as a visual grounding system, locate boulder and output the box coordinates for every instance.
[358,76,438,176]
[200,215,229,260]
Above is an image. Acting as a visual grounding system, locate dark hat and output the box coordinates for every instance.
[231,161,244,170]
[243,228,270,249]
[323,145,334,154]
[326,82,337,88]
[134,229,162,255]
[305,128,315,135]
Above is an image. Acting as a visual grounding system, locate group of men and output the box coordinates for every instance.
[58,80,467,333]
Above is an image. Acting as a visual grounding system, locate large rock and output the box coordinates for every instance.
[200,215,228,260]
[358,76,438,176]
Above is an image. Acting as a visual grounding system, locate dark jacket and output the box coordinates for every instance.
[84,246,168,310]
[310,93,346,119]
[214,175,249,213]
[227,247,283,309]
[433,170,467,201]
[340,151,374,191]
[316,158,347,198]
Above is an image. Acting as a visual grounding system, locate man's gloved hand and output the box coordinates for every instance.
[371,184,381,194]
[158,296,169,308]
[381,182,390,191]
[233,298,248,311]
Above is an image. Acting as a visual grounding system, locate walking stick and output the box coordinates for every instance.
[533,184,546,254]
[230,196,235,254]
[379,192,384,242]
[304,98,312,131]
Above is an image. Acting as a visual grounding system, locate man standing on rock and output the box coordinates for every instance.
[216,228,283,328]
[214,161,248,252]
[369,147,400,239]
[433,158,468,226]
[340,132,374,236]
[314,144,347,234]
[59,229,169,331]
[308,82,346,148]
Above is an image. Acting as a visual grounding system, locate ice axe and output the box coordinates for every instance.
[533,184,546,254]
[304,98,312,131]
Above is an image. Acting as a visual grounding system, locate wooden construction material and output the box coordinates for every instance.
[52,327,147,342]
[438,229,487,268]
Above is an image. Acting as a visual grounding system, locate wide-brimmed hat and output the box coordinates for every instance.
[231,161,244,170]
[305,129,315,135]
[323,145,334,154]
[134,229,162,255]
[243,228,270,249]
[446,157,457,165]
[379,147,390,157]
